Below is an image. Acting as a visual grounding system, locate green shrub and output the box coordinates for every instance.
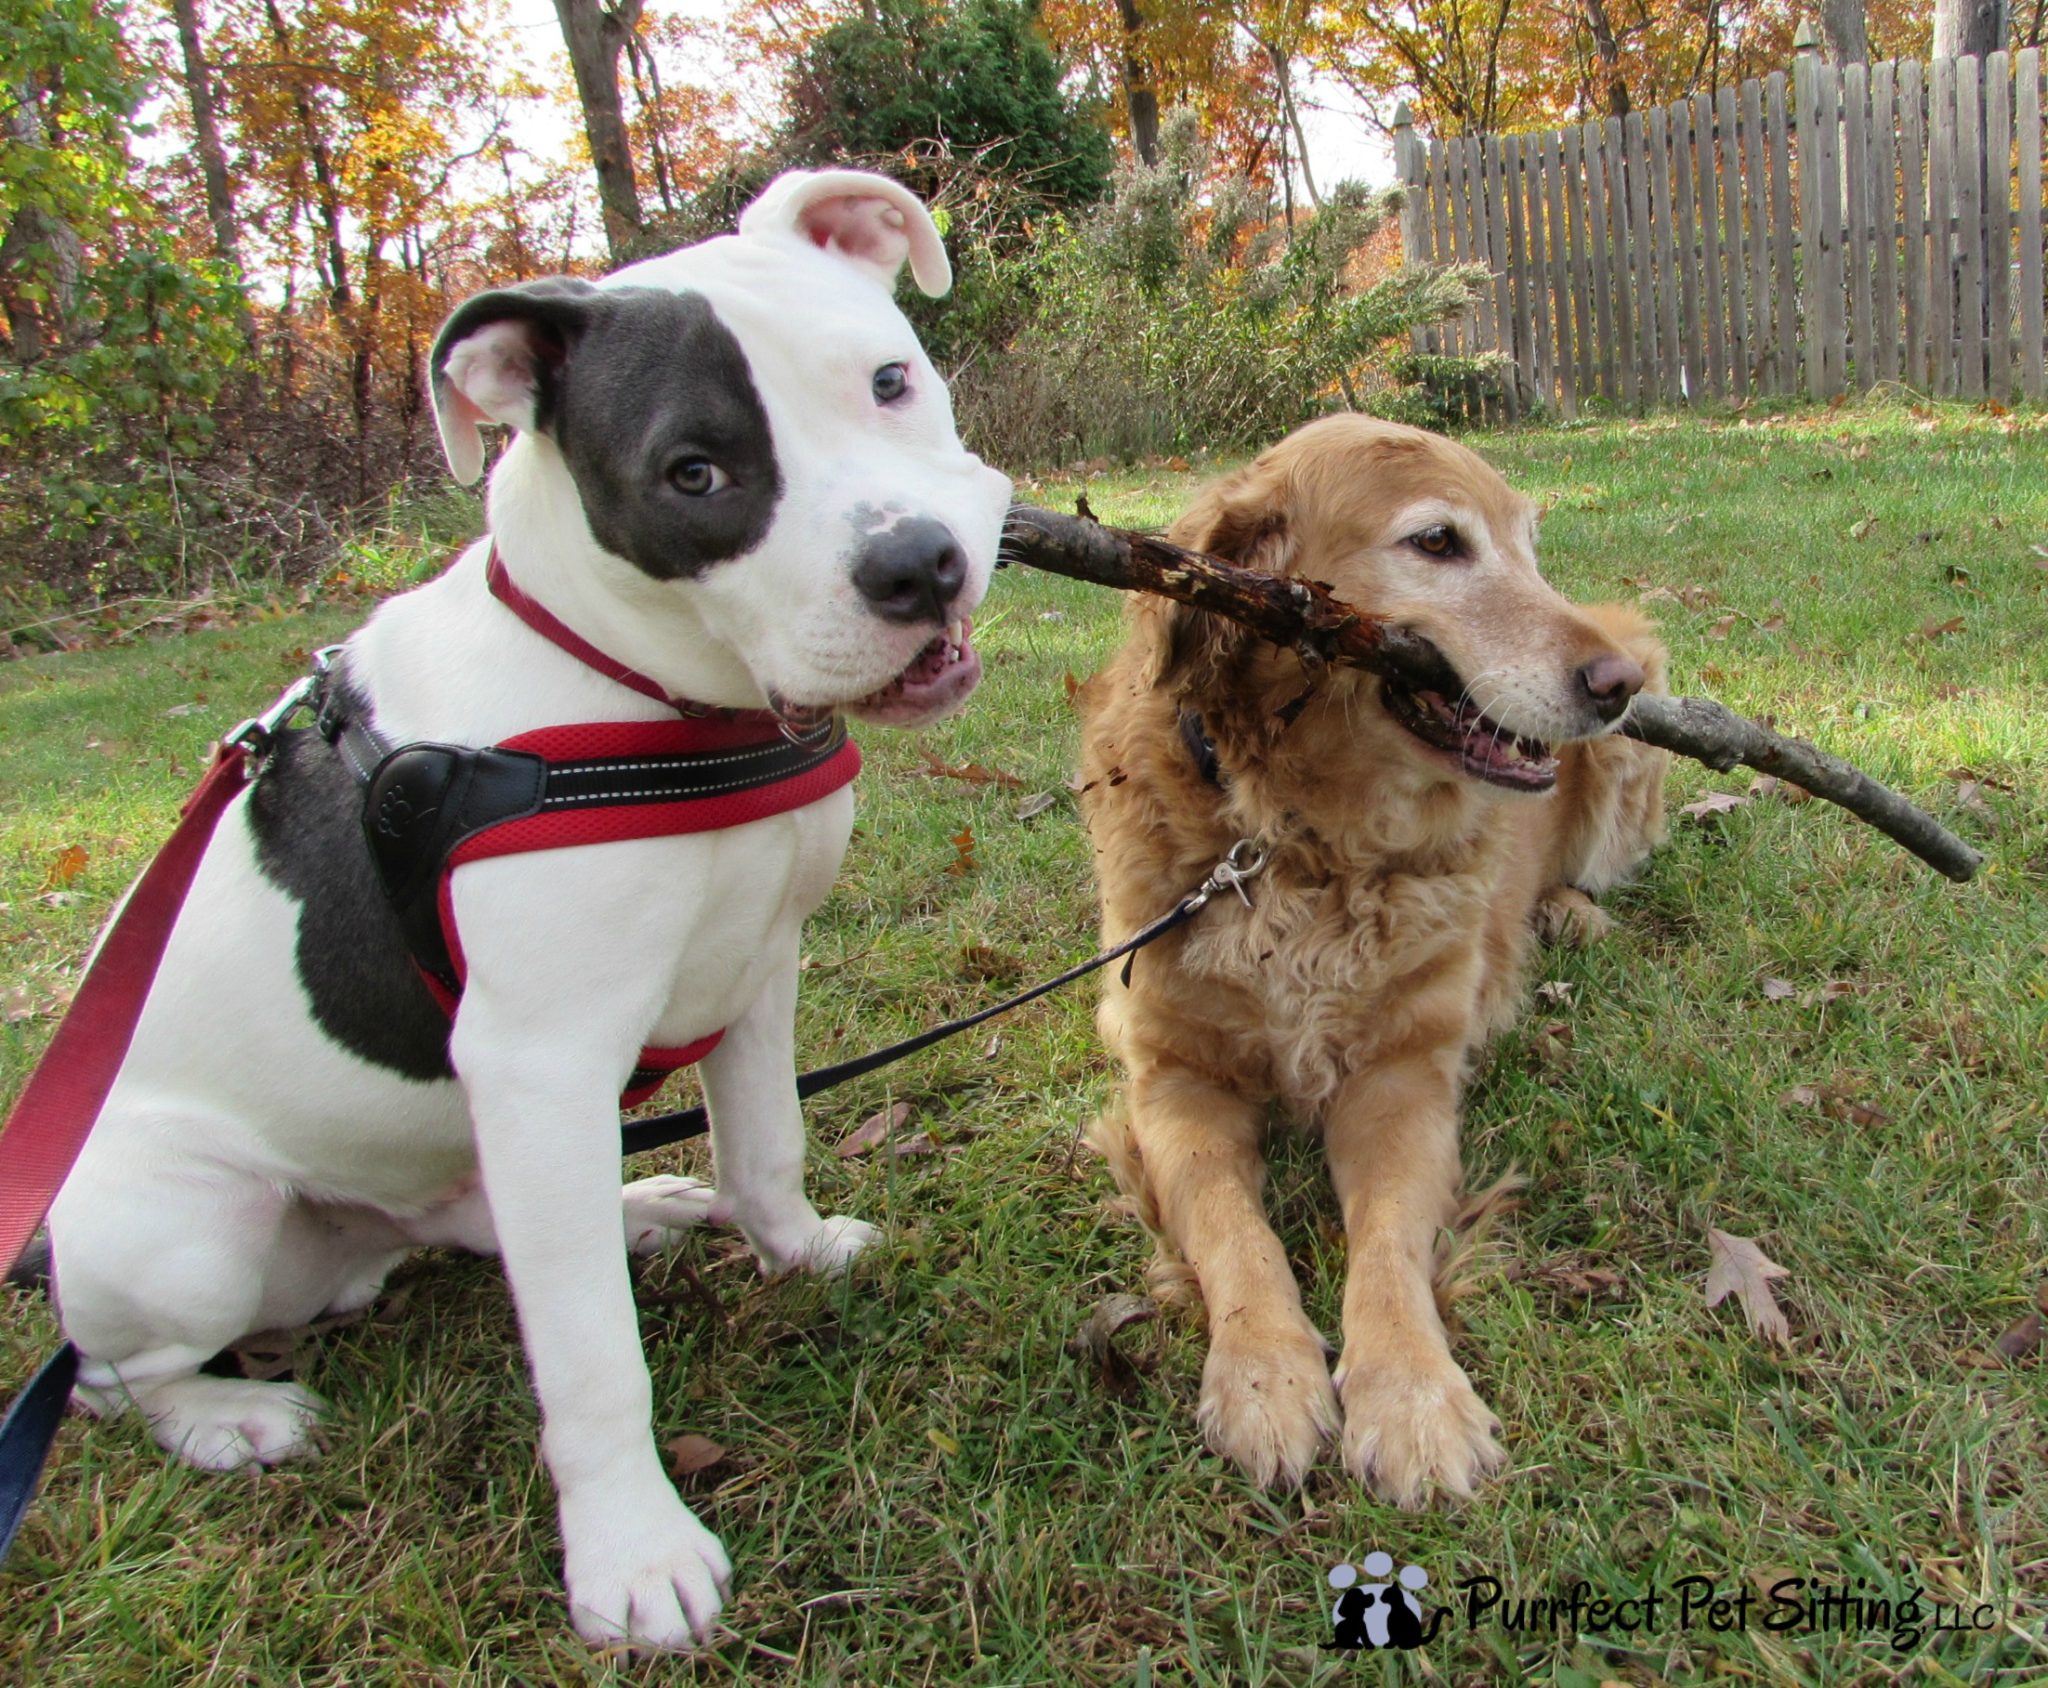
[945,111,1493,469]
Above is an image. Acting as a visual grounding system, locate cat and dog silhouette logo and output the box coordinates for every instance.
[1327,1553,1446,1650]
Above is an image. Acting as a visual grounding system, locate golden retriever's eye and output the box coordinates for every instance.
[1410,525,1459,559]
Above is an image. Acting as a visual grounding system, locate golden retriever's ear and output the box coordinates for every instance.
[1136,468,1293,694]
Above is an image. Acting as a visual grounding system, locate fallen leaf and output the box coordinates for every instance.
[1761,978,1797,1001]
[1942,563,1973,585]
[165,701,207,717]
[1066,1294,1158,1399]
[1779,1084,1823,1109]
[1810,980,1857,1005]
[663,1434,727,1477]
[1821,1093,1891,1127]
[1014,790,1059,821]
[927,1428,961,1456]
[1755,614,1786,633]
[917,749,1024,789]
[837,1101,911,1158]
[3,985,39,1024]
[958,943,1023,984]
[1637,585,1681,606]
[982,1032,1002,1059]
[1704,613,1739,640]
[889,1130,940,1159]
[1705,1228,1793,1348]
[44,845,88,890]
[228,1329,300,1382]
[1534,980,1575,1006]
[1917,615,1965,640]
[945,824,977,876]
[1679,791,1747,820]
[1062,671,1082,702]
[1679,583,1719,610]
[1850,517,1876,541]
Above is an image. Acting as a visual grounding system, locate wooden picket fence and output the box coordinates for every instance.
[1394,48,2047,415]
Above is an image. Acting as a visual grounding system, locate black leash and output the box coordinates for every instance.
[619,837,1268,1156]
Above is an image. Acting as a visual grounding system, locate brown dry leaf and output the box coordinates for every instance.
[837,1100,911,1158]
[1918,615,1965,640]
[1761,978,1797,1001]
[1165,455,1190,471]
[1061,670,1083,702]
[663,1434,727,1478]
[1850,517,1876,541]
[889,1130,941,1159]
[1778,1084,1822,1109]
[1534,980,1575,1006]
[1678,583,1719,610]
[1942,767,2016,793]
[1748,774,1781,799]
[1679,791,1747,820]
[1637,585,1681,606]
[958,943,1022,983]
[1810,980,1858,1006]
[1015,791,1059,822]
[1705,1228,1793,1349]
[1756,614,1786,633]
[1704,613,1740,640]
[945,824,977,876]
[1821,1093,1891,1127]
[228,1329,301,1382]
[44,845,88,890]
[1066,1293,1158,1399]
[917,749,1024,789]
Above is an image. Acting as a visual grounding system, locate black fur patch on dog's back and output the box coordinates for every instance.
[246,683,455,1083]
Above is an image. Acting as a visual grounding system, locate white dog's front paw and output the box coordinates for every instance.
[777,1213,880,1277]
[621,1175,718,1257]
[133,1376,326,1472]
[562,1493,733,1653]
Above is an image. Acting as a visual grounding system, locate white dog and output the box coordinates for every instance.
[44,170,1010,1649]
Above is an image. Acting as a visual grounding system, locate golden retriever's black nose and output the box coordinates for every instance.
[853,518,967,624]
[1577,652,1645,722]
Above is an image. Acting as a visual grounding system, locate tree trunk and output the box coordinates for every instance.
[1581,0,1631,116]
[1116,0,1161,166]
[169,0,245,273]
[553,0,645,260]
[1934,0,2009,58]
[1819,0,1870,62]
[1259,36,1321,209]
[0,80,82,362]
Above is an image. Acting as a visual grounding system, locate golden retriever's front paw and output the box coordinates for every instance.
[1197,1327,1340,1488]
[1532,885,1612,947]
[1335,1353,1505,1508]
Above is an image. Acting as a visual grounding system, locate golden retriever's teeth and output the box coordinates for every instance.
[945,619,963,648]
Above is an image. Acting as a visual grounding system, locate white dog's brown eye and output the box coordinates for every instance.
[1410,525,1458,558]
[872,362,909,404]
[669,457,728,497]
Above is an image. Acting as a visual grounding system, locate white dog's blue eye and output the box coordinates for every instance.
[669,458,729,496]
[872,363,909,404]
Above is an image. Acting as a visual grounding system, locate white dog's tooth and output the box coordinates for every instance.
[945,619,963,648]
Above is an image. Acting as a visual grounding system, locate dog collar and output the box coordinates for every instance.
[1179,709,1224,787]
[486,546,783,725]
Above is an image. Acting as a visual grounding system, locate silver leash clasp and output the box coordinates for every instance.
[1188,837,1268,912]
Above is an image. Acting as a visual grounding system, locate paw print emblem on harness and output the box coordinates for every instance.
[376,788,418,839]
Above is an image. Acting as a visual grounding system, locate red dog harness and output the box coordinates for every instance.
[321,550,861,1104]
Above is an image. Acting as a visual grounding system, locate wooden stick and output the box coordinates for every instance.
[1001,505,1982,883]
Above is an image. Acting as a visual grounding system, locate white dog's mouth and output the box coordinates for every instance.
[845,617,981,726]
[1381,676,1558,791]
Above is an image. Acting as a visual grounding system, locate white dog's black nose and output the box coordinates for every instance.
[853,518,968,624]
[1577,652,1645,722]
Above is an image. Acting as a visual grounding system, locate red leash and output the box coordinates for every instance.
[0,743,254,1278]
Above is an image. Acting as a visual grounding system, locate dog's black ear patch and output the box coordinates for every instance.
[548,288,784,580]
[246,682,456,1083]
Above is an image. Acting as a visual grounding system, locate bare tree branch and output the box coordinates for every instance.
[1002,505,1983,883]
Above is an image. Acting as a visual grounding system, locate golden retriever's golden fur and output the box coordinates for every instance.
[1078,416,1667,1506]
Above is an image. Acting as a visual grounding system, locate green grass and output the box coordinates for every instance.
[3,402,2045,1686]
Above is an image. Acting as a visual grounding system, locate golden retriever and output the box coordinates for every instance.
[1077,415,1668,1506]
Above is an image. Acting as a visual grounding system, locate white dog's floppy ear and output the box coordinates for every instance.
[429,278,602,485]
[739,169,952,299]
